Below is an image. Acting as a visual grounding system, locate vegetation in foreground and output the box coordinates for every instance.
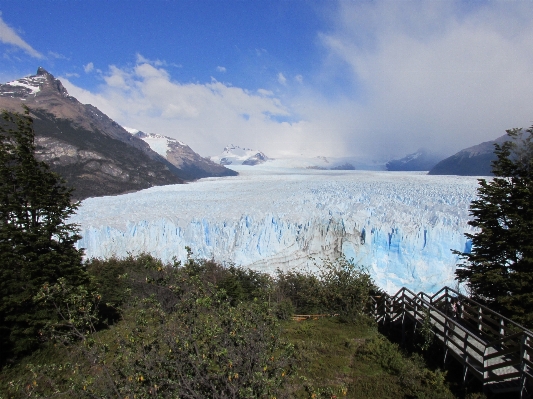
[8,109,531,397]
[0,253,468,398]
[455,127,533,327]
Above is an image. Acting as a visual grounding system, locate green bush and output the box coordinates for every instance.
[3,255,294,398]
[275,256,379,319]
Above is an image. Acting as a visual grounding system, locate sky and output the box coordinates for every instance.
[1,0,533,162]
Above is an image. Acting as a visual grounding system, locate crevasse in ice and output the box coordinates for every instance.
[70,167,481,293]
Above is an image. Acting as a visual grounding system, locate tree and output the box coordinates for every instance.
[455,127,533,326]
[0,108,88,363]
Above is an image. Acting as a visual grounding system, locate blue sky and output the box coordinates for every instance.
[2,0,533,161]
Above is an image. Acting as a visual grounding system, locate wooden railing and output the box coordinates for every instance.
[370,286,533,398]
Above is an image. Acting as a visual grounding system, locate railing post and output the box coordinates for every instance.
[445,287,449,318]
[413,296,419,335]
[401,291,406,344]
[478,306,483,334]
[499,317,505,340]
[482,347,488,394]
[462,332,469,385]
[520,334,528,399]
[385,296,389,325]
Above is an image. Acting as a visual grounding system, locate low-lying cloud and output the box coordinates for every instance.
[63,61,318,158]
[315,0,533,158]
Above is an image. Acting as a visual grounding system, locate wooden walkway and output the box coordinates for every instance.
[370,287,533,398]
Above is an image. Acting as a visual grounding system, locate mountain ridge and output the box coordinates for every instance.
[0,67,236,199]
[129,130,238,180]
[428,135,508,176]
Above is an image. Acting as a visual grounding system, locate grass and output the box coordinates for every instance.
[282,316,457,399]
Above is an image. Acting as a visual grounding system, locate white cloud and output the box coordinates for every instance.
[48,51,67,60]
[277,72,287,85]
[0,14,43,58]
[312,0,533,158]
[136,53,181,68]
[295,75,303,84]
[61,60,320,158]
[257,89,274,96]
[216,66,226,73]
[84,62,94,73]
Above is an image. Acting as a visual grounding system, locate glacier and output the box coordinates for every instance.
[70,166,481,293]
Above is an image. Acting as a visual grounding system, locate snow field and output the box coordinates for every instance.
[70,167,481,293]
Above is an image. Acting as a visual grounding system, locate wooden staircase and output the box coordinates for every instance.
[370,287,533,398]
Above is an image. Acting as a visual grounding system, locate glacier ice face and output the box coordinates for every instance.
[70,167,481,293]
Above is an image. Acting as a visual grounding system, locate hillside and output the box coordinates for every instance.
[428,135,508,176]
[0,68,236,199]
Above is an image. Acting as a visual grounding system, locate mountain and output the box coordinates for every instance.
[125,129,238,180]
[210,144,269,166]
[386,149,442,171]
[0,67,183,199]
[0,68,235,200]
[428,135,508,176]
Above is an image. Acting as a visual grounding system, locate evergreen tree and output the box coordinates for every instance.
[455,127,533,326]
[0,108,88,363]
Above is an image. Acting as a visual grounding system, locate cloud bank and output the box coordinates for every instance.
[63,1,533,161]
[63,61,318,158]
[314,0,533,158]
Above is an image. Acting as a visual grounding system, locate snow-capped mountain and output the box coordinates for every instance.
[71,167,479,294]
[386,149,443,171]
[124,129,237,180]
[210,144,269,166]
[211,145,386,170]
[0,67,182,199]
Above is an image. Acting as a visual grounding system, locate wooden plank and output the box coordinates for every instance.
[487,331,524,347]
[484,346,519,361]
[484,359,520,372]
[461,302,479,314]
[484,371,521,382]
[478,320,502,337]
[480,313,502,329]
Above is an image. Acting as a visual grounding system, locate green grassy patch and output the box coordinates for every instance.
[283,317,456,399]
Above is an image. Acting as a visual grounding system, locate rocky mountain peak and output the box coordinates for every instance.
[1,67,69,99]
[36,66,52,77]
[36,67,69,97]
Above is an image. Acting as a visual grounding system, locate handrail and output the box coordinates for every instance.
[429,286,533,336]
[371,286,532,397]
